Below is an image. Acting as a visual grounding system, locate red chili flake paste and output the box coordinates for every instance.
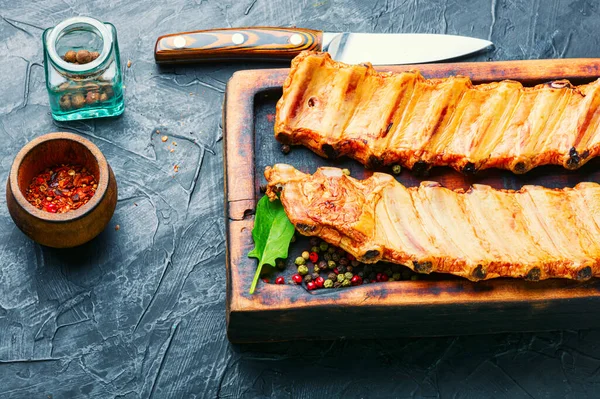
[25,164,97,213]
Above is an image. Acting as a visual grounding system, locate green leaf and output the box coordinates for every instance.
[248,195,295,294]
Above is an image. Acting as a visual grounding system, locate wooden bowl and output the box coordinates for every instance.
[6,132,118,248]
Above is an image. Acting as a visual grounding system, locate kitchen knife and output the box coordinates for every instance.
[154,27,493,65]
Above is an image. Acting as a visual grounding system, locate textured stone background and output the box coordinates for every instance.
[1,0,600,397]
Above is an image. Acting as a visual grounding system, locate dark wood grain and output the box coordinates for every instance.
[225,59,600,343]
[155,27,322,63]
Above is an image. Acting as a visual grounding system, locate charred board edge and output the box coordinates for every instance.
[224,59,600,343]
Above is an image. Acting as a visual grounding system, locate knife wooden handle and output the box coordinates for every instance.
[154,27,323,63]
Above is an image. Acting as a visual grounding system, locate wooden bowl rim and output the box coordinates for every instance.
[9,132,110,222]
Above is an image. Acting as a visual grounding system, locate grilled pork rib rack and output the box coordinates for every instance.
[275,51,600,174]
[265,164,600,281]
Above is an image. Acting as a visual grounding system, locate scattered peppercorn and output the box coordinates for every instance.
[307,281,317,290]
[324,279,333,288]
[332,253,340,262]
[319,242,328,251]
[323,253,331,261]
[333,281,342,288]
[393,273,402,281]
[275,276,285,285]
[342,168,351,176]
[327,260,336,269]
[392,164,402,175]
[351,260,360,267]
[315,276,325,288]
[328,272,336,281]
[344,272,353,280]
[311,246,320,254]
[313,265,321,274]
[342,279,351,287]
[309,251,319,263]
[295,256,305,266]
[290,235,296,243]
[280,144,291,154]
[304,274,312,283]
[351,275,363,286]
[302,251,310,260]
[327,247,335,254]
[339,258,349,266]
[276,259,286,270]
[337,274,345,283]
[292,274,302,284]
[318,260,327,270]
[337,265,346,274]
[346,265,353,273]
[297,265,309,275]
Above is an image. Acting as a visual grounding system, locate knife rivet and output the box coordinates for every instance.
[232,33,245,45]
[173,36,186,48]
[290,34,302,45]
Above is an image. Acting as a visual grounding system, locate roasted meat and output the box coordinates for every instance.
[265,164,600,281]
[275,51,600,174]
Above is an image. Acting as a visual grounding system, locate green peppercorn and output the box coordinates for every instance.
[295,256,305,266]
[302,251,310,260]
[324,279,334,288]
[319,242,328,251]
[313,265,321,274]
[328,247,335,254]
[304,274,313,283]
[297,265,309,276]
[328,260,336,269]
[337,274,345,283]
[393,273,402,281]
[411,275,419,281]
[385,268,393,277]
[389,278,395,282]
[311,246,320,253]
[328,272,337,280]
[318,260,327,269]
[291,234,296,243]
[344,272,353,280]
[332,253,340,262]
[342,168,351,176]
[323,253,332,261]
[392,164,402,175]
[342,279,351,287]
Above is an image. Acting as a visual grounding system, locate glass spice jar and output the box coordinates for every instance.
[43,16,124,121]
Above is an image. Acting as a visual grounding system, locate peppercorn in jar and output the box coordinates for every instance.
[43,16,124,121]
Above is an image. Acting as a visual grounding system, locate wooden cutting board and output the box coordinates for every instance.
[224,58,600,343]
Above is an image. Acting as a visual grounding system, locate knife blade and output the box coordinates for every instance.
[154,27,492,64]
